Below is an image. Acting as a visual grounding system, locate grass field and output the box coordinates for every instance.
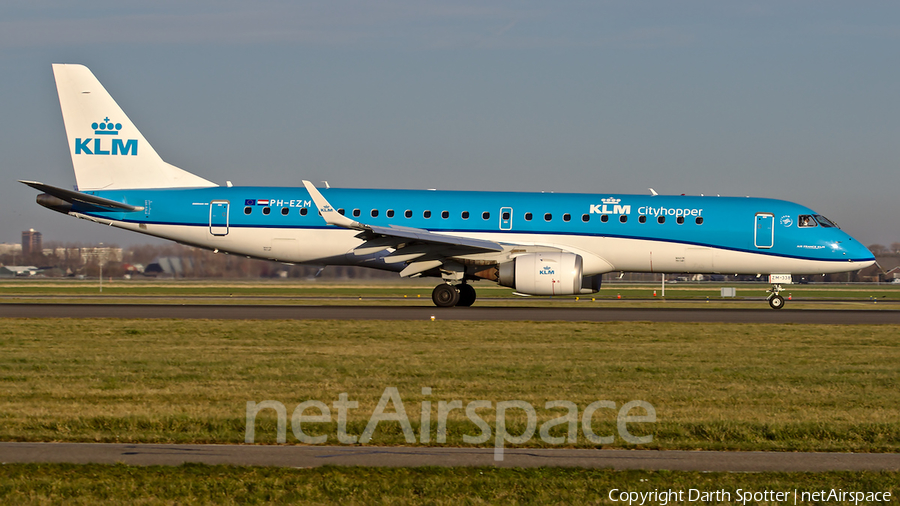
[1,318,898,451]
[1,464,898,505]
[3,310,899,502]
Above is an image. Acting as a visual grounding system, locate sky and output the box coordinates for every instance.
[1,1,898,248]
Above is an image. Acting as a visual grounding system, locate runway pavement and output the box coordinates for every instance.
[2,442,899,471]
[0,303,899,323]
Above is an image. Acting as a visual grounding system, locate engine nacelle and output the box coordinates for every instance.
[497,252,584,295]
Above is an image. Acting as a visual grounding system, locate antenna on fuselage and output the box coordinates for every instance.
[648,188,658,196]
[322,181,330,189]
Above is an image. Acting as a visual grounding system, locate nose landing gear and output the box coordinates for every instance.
[767,284,786,310]
[431,283,477,307]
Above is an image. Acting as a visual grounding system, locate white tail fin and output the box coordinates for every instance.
[53,64,217,190]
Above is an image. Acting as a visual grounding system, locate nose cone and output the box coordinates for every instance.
[845,236,876,268]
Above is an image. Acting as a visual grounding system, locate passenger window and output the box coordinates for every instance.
[638,215,647,224]
[525,212,533,221]
[441,211,449,219]
[300,208,308,216]
[582,214,590,222]
[423,210,432,218]
[405,210,412,218]
[386,209,394,218]
[563,213,571,222]
[371,209,378,218]
[695,217,704,225]
[600,215,609,223]
[352,209,361,218]
[482,212,490,220]
[262,207,271,215]
[798,215,817,228]
[461,211,469,219]
[544,213,552,221]
[244,206,252,215]
[676,216,684,224]
[281,207,289,216]
[619,215,627,223]
[338,208,345,215]
[657,216,665,224]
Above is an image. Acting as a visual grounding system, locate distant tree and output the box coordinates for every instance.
[868,244,888,256]
[892,242,900,255]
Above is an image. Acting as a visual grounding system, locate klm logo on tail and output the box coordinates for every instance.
[74,118,138,156]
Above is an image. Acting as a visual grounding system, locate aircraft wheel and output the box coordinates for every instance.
[432,284,460,307]
[456,284,477,307]
[768,295,785,310]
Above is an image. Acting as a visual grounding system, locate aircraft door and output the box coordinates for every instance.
[210,200,230,236]
[500,207,513,230]
[754,213,774,249]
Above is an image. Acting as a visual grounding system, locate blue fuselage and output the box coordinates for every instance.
[76,186,874,268]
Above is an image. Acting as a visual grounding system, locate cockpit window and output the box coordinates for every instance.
[798,215,817,228]
[814,215,838,228]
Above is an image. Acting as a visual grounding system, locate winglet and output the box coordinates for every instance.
[302,180,365,230]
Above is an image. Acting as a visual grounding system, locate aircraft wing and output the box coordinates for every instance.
[302,180,502,276]
[362,224,502,251]
[20,180,144,212]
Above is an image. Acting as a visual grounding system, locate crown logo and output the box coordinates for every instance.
[601,197,621,205]
[91,117,122,135]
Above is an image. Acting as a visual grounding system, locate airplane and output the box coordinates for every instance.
[22,64,876,309]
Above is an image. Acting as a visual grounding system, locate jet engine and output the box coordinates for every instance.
[497,252,584,295]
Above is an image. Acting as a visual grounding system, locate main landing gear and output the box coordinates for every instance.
[766,284,786,310]
[432,283,477,308]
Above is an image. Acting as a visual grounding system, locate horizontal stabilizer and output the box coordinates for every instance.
[19,180,144,211]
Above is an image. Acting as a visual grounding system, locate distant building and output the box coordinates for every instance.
[144,256,191,277]
[80,247,123,264]
[886,267,900,282]
[0,266,41,277]
[857,256,900,283]
[22,229,42,255]
[0,243,23,255]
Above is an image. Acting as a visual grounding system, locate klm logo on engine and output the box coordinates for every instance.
[539,265,555,275]
[74,118,138,156]
[590,197,631,215]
